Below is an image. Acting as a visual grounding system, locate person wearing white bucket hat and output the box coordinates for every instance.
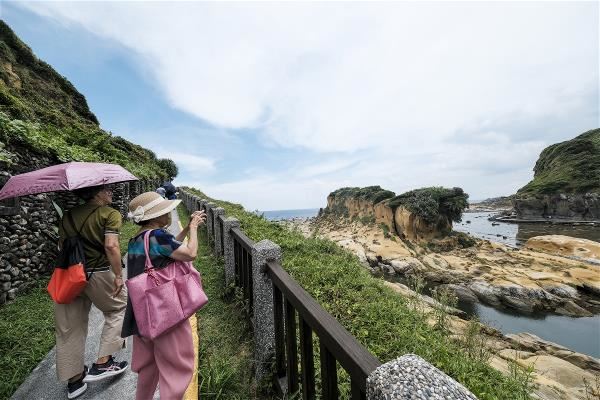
[120,192,206,400]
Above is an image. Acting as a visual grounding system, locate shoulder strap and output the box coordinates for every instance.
[66,207,105,252]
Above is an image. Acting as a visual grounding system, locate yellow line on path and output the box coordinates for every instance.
[179,217,199,400]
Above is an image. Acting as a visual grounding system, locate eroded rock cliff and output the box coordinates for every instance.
[323,186,467,241]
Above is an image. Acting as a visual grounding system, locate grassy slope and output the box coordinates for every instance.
[518,129,600,196]
[184,188,533,400]
[177,205,259,399]
[0,21,169,180]
[0,280,54,398]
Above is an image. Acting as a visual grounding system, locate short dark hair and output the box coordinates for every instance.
[73,185,105,201]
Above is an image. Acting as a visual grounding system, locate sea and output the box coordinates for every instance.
[260,208,320,221]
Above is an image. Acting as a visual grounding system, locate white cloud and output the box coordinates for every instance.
[15,1,599,209]
[157,152,216,172]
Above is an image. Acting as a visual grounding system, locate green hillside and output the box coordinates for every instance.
[517,129,600,196]
[0,20,172,180]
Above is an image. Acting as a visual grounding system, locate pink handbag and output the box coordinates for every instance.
[126,230,208,339]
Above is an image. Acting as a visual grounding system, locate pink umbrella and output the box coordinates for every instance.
[0,162,138,200]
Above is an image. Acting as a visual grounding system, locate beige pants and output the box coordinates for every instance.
[54,270,127,381]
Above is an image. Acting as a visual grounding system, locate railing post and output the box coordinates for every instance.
[181,191,188,209]
[205,202,217,242]
[366,354,478,400]
[212,207,225,256]
[184,192,191,210]
[251,239,282,383]
[222,217,241,287]
[200,198,209,210]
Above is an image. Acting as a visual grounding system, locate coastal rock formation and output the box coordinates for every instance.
[287,216,600,317]
[513,193,600,220]
[323,186,467,241]
[513,129,600,221]
[526,235,600,263]
[393,205,451,241]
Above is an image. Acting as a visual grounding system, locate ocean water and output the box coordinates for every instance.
[260,208,320,221]
[456,212,600,247]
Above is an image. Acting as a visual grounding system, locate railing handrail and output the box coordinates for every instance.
[231,226,254,252]
[266,260,381,392]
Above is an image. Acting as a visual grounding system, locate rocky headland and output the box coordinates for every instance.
[508,129,600,222]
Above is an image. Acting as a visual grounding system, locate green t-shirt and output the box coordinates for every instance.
[59,203,122,272]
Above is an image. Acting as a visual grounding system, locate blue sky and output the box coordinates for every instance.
[1,1,598,210]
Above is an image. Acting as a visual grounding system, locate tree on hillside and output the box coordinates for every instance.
[157,158,178,179]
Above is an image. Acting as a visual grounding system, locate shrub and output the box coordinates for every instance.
[388,187,469,223]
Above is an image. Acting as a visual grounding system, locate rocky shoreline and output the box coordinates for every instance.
[281,216,600,399]
[289,216,600,317]
[383,280,599,400]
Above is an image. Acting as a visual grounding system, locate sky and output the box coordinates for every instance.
[1,1,598,211]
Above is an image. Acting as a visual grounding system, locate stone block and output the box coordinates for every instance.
[366,354,478,400]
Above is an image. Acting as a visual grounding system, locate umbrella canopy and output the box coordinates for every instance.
[0,162,138,200]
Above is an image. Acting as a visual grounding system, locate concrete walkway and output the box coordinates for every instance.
[11,210,182,400]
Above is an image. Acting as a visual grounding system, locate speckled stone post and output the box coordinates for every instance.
[366,354,478,400]
[182,192,190,209]
[251,239,281,383]
[222,217,241,286]
[185,192,192,210]
[212,207,225,256]
[205,202,217,242]
[200,199,209,210]
[195,197,204,212]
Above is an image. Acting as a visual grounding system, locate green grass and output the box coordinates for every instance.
[183,188,534,400]
[0,280,54,399]
[119,219,139,256]
[178,205,259,399]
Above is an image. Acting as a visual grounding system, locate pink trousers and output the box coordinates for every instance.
[132,320,195,400]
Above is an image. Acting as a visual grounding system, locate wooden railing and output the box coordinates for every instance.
[231,227,254,315]
[267,260,381,399]
[207,197,381,398]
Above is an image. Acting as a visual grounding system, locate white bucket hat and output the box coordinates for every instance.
[128,191,181,222]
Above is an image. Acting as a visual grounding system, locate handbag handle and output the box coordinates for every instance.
[143,230,156,272]
[143,230,162,287]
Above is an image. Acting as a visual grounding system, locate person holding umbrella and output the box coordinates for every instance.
[57,184,129,398]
